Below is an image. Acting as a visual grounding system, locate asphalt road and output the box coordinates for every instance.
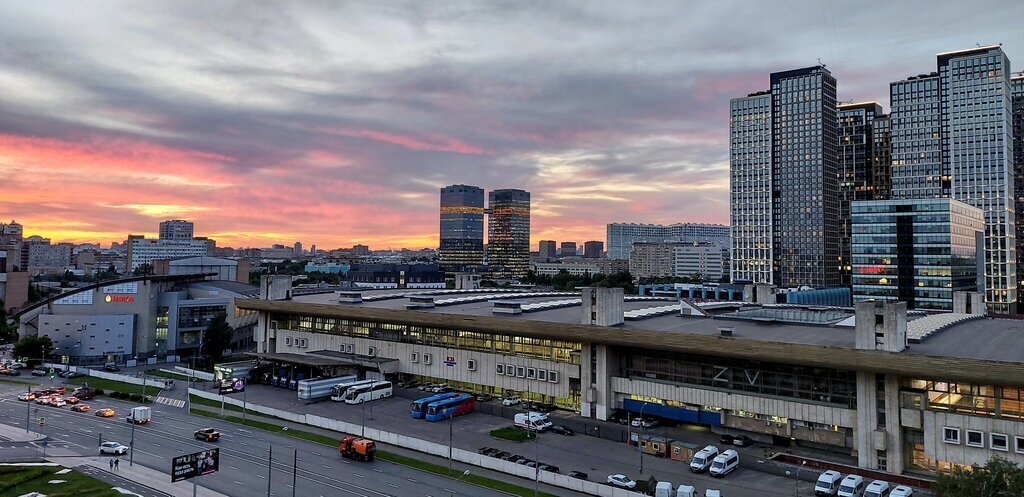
[0,382,512,497]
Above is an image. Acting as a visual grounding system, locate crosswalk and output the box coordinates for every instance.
[154,397,185,408]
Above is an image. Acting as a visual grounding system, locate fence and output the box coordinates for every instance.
[41,363,173,389]
[174,366,215,381]
[188,389,647,497]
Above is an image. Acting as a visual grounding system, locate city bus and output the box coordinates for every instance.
[342,381,394,404]
[424,393,477,422]
[410,392,460,419]
[330,379,375,402]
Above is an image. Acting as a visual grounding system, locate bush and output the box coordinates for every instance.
[94,388,105,395]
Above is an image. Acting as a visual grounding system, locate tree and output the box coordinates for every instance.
[13,335,54,366]
[200,313,234,367]
[132,263,154,276]
[933,457,1024,497]
[0,300,17,343]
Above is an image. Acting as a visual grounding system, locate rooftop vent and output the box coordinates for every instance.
[338,291,363,304]
[405,295,435,309]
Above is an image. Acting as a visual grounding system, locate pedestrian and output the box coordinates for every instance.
[109,458,114,470]
[114,458,119,470]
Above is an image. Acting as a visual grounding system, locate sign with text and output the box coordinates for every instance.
[218,377,245,394]
[171,448,219,482]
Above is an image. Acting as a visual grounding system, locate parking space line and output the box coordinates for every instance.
[353,473,364,479]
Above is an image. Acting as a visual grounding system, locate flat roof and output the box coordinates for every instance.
[237,298,1024,386]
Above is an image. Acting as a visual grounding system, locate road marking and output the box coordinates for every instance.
[257,475,265,479]
[353,473,364,479]
[407,478,418,483]
[443,489,456,494]
[134,448,164,459]
[372,468,382,473]
[387,483,398,488]
[323,465,331,469]
[228,465,238,470]
[312,452,321,456]
[234,480,244,486]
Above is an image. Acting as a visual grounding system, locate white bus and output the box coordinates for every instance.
[330,379,375,402]
[343,381,393,404]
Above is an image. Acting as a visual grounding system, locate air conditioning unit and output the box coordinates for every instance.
[367,346,376,357]
[423,353,432,365]
[467,359,477,371]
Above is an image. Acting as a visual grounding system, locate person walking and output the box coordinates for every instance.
[114,458,119,470]
[109,458,114,470]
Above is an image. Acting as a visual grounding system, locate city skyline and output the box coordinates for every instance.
[2,2,1024,249]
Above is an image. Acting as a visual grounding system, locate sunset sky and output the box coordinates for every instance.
[2,1,1022,249]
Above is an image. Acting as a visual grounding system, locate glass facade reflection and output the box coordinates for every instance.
[439,184,485,270]
[730,92,773,284]
[851,198,983,310]
[1012,76,1024,302]
[487,189,531,278]
[838,102,890,286]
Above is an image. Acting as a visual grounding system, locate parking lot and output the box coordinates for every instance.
[196,379,823,496]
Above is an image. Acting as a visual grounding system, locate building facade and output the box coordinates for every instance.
[438,185,485,270]
[673,242,724,281]
[26,241,73,275]
[348,264,445,289]
[730,92,774,284]
[851,198,984,310]
[890,46,1018,312]
[487,189,531,278]
[126,236,211,271]
[606,223,730,260]
[838,102,890,286]
[559,242,577,257]
[583,241,603,259]
[1013,76,1024,305]
[158,220,194,240]
[629,242,683,279]
[538,240,557,260]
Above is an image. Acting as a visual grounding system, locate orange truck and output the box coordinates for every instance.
[338,437,376,462]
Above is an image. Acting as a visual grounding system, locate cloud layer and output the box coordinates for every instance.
[1,1,1022,248]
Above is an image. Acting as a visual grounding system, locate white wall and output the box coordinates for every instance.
[923,410,1024,467]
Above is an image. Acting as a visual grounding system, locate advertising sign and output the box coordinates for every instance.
[172,448,219,482]
[218,377,245,395]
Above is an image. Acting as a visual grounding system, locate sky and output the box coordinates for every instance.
[1,1,1023,250]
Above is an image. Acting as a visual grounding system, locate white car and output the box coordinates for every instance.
[502,396,521,406]
[99,441,129,455]
[890,485,914,497]
[607,474,636,489]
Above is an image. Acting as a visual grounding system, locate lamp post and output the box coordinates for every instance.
[795,460,806,496]
[448,469,470,497]
[447,407,454,473]
[533,421,540,497]
[637,402,649,474]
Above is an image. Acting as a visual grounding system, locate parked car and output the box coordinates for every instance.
[733,435,752,447]
[35,396,53,405]
[890,485,914,497]
[194,428,221,442]
[31,369,46,377]
[501,454,523,463]
[608,411,629,425]
[96,408,116,417]
[103,363,120,372]
[65,396,80,405]
[477,447,498,456]
[99,441,129,455]
[494,451,511,460]
[550,425,575,436]
[17,393,36,401]
[567,471,588,480]
[719,434,735,445]
[5,368,21,376]
[641,418,659,428]
[502,395,522,407]
[538,464,560,474]
[516,458,533,466]
[66,371,85,379]
[476,393,494,402]
[429,383,450,393]
[71,404,91,413]
[607,474,636,489]
[417,383,435,391]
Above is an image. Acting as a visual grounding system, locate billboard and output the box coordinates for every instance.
[171,448,219,482]
[218,377,245,394]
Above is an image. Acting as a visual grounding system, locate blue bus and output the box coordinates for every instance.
[410,392,460,419]
[424,394,477,422]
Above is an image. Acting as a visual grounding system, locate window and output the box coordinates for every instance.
[422,353,432,365]
[285,336,293,346]
[1015,436,1024,454]
[410,352,419,363]
[537,369,547,381]
[495,364,504,375]
[991,433,1008,451]
[506,364,515,376]
[516,366,526,378]
[345,344,354,353]
[527,368,536,379]
[966,430,984,448]
[549,371,559,383]
[467,359,477,371]
[367,346,376,356]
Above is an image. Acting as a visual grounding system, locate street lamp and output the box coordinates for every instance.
[449,469,471,497]
[637,402,649,474]
[795,460,807,496]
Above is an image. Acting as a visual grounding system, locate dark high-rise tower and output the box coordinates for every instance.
[730,66,840,288]
[1013,75,1024,302]
[487,189,530,278]
[439,185,485,270]
[538,240,557,260]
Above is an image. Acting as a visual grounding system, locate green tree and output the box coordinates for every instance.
[132,263,154,276]
[933,457,1024,497]
[200,314,234,367]
[13,335,54,365]
[0,300,17,343]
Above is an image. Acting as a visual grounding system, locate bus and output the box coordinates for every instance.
[424,393,477,422]
[410,392,460,419]
[330,379,375,402]
[343,381,393,404]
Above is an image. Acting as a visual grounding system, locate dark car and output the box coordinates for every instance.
[502,454,524,463]
[538,464,560,474]
[550,425,574,436]
[5,368,21,376]
[194,428,221,442]
[525,461,539,468]
[476,393,494,402]
[733,435,753,447]
[494,451,511,460]
[477,447,497,456]
[103,363,120,372]
[719,434,735,445]
[567,471,588,480]
[31,369,46,377]
[608,411,630,425]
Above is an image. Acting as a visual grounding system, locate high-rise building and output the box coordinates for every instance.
[890,46,1017,312]
[439,184,485,270]
[628,242,681,279]
[126,236,210,271]
[673,242,724,281]
[837,102,891,286]
[538,240,557,260]
[158,220,194,240]
[583,241,604,258]
[606,223,730,260]
[851,198,983,310]
[487,189,530,278]
[293,242,303,256]
[559,242,577,257]
[1013,76,1024,302]
[730,66,840,288]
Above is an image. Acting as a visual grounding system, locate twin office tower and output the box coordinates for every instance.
[439,185,530,278]
[730,46,1024,312]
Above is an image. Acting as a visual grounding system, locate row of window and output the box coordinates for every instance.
[942,426,1023,454]
[495,363,559,384]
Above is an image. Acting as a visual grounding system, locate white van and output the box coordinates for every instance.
[705,490,721,497]
[709,449,739,477]
[654,481,674,497]
[814,470,844,496]
[689,445,719,473]
[676,485,696,497]
[514,412,553,432]
[838,475,866,497]
[889,486,913,497]
[864,480,891,497]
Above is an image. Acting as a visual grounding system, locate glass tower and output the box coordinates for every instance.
[730,66,840,288]
[838,102,890,286]
[891,46,1017,312]
[487,189,530,278]
[439,185,485,270]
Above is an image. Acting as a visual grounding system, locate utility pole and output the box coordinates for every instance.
[266,446,273,497]
[129,421,135,467]
[25,386,30,433]
[638,402,649,474]
[291,449,298,497]
[533,423,539,497]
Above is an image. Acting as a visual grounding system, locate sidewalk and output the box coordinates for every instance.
[0,421,44,442]
[54,456,230,497]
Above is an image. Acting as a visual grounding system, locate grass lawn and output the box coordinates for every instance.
[144,369,192,381]
[189,408,559,497]
[66,377,162,398]
[490,426,535,442]
[0,465,121,497]
[189,394,246,414]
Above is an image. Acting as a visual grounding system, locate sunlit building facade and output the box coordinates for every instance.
[487,189,531,278]
[439,184,485,270]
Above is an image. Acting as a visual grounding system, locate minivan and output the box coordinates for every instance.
[838,475,866,497]
[815,470,844,496]
[689,445,719,473]
[709,449,739,477]
[654,481,674,497]
[889,485,913,497]
[864,480,891,497]
[676,485,696,497]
